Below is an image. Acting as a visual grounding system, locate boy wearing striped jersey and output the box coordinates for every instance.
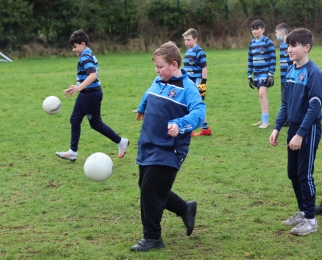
[131,41,206,251]
[248,20,276,129]
[270,28,322,236]
[183,28,211,136]
[56,29,129,161]
[275,23,293,127]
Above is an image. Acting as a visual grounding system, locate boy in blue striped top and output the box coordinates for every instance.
[248,20,276,129]
[183,28,211,136]
[56,29,129,161]
[275,23,293,127]
[270,28,322,236]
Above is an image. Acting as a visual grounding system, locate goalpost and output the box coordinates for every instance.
[0,52,12,62]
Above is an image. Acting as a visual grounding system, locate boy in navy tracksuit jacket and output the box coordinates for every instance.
[131,41,206,251]
[270,28,322,236]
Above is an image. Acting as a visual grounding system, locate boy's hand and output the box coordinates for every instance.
[248,76,254,89]
[63,84,81,98]
[132,110,144,120]
[269,129,279,146]
[288,134,303,150]
[168,124,179,137]
[198,83,206,97]
[266,73,274,87]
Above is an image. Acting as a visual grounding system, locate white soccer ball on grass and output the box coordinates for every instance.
[42,96,62,115]
[84,152,114,182]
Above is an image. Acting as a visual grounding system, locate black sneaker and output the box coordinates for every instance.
[182,200,197,236]
[130,238,165,252]
[315,203,322,215]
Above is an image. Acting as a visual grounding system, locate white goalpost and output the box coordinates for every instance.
[0,52,12,62]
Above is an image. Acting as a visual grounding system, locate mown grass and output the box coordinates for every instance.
[1,47,322,259]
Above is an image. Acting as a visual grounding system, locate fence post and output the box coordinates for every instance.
[177,0,181,45]
[125,0,129,45]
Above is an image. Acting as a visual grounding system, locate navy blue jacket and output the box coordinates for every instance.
[274,60,322,136]
[136,69,206,170]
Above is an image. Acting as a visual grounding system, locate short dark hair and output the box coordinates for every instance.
[152,41,182,67]
[69,29,89,46]
[275,23,289,34]
[251,20,265,29]
[182,28,198,38]
[286,28,313,51]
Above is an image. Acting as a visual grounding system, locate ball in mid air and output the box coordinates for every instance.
[42,96,62,115]
[84,152,113,182]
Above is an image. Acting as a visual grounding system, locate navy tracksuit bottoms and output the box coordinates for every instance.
[287,123,321,219]
[70,89,121,152]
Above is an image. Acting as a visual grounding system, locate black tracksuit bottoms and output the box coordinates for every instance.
[138,165,188,239]
[287,123,321,219]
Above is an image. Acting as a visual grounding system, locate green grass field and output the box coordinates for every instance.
[1,47,322,259]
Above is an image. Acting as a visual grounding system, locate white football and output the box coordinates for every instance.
[42,96,62,115]
[84,152,113,182]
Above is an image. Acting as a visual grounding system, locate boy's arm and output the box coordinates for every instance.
[297,97,321,137]
[136,89,149,113]
[274,102,288,131]
[168,87,206,134]
[247,44,253,76]
[297,70,322,136]
[274,85,288,130]
[201,66,208,80]
[198,67,208,97]
[267,39,276,75]
[76,72,97,91]
[64,72,97,97]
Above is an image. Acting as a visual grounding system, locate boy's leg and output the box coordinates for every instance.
[86,90,121,143]
[258,86,269,121]
[138,165,179,240]
[287,125,302,211]
[296,123,321,219]
[70,93,87,152]
[289,123,321,235]
[253,80,269,128]
[56,96,84,161]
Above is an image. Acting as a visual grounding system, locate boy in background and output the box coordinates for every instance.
[56,29,129,161]
[183,28,211,136]
[131,41,206,251]
[275,23,293,127]
[270,28,322,235]
[248,20,276,129]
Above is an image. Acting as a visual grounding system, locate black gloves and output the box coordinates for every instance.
[266,73,274,87]
[248,75,254,89]
[198,78,207,97]
[248,73,274,89]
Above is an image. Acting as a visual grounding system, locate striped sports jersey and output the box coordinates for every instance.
[247,35,276,81]
[183,44,207,79]
[77,47,101,89]
[279,42,293,84]
[274,60,322,136]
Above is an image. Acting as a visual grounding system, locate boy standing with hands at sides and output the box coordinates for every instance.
[183,28,211,136]
[248,20,276,128]
[270,28,322,235]
[275,23,293,127]
[131,41,206,251]
[56,29,129,161]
